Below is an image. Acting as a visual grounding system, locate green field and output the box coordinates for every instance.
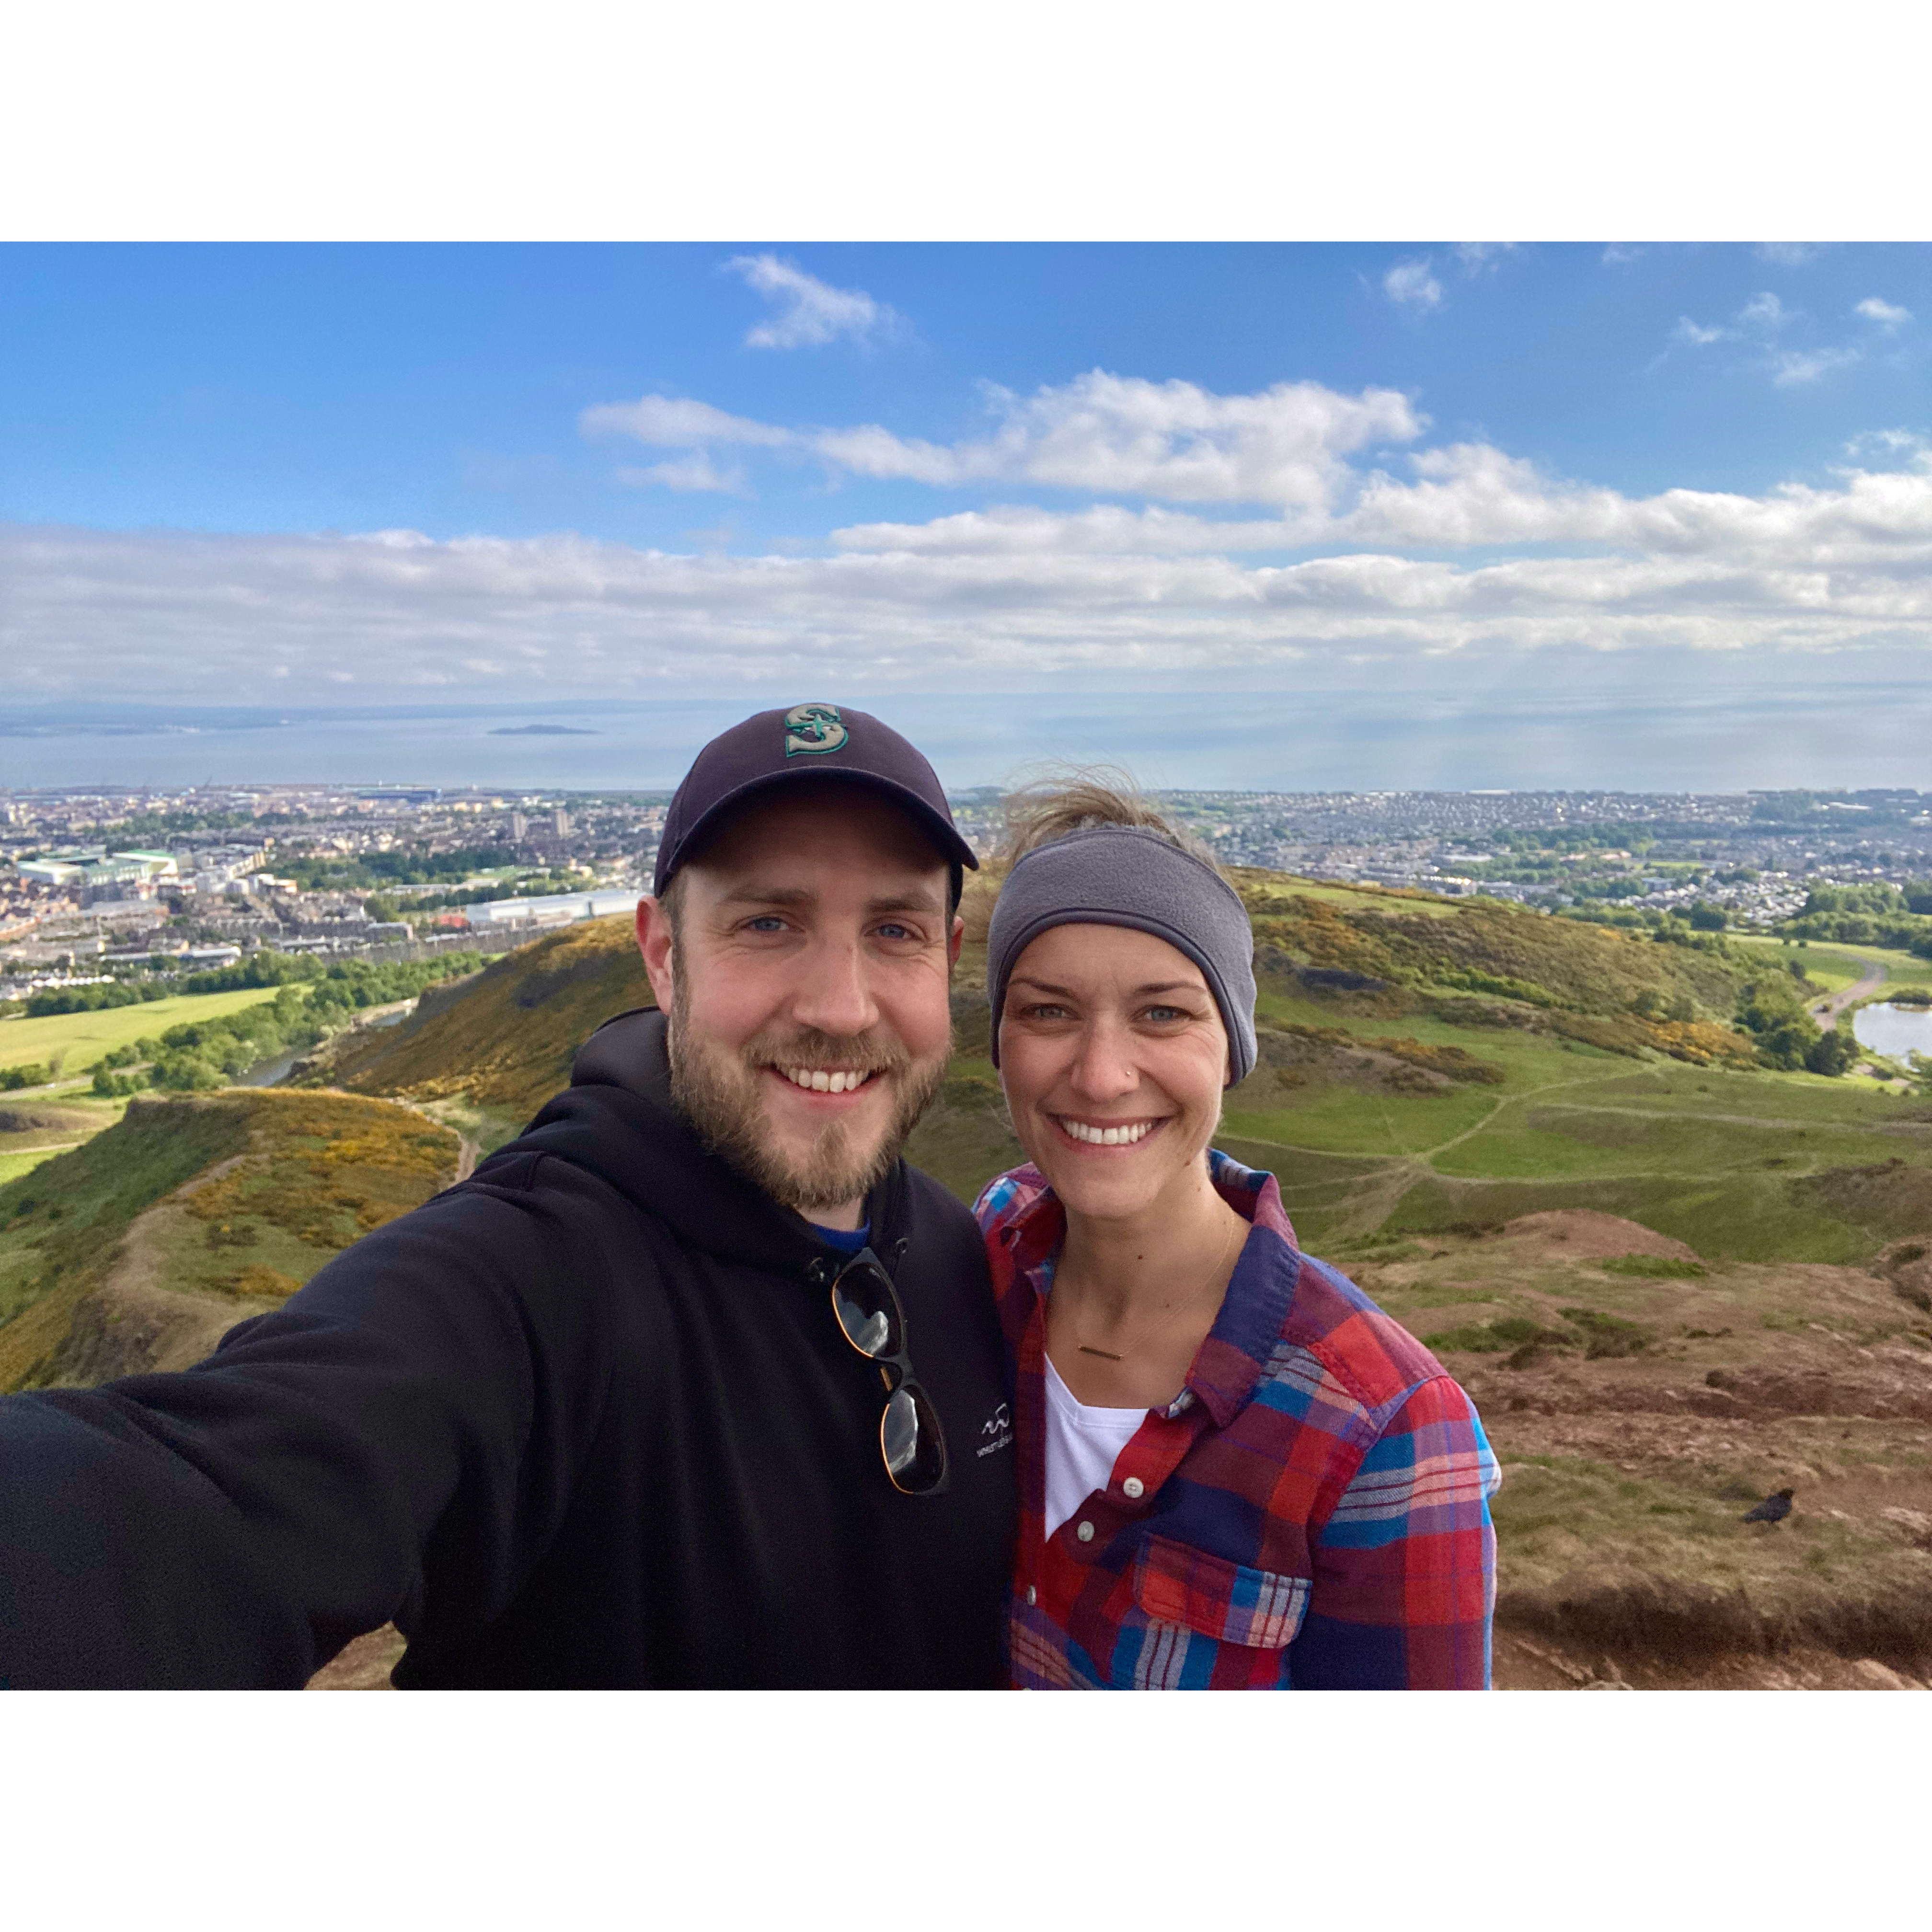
[1218,977,1932,1261]
[1729,932,1932,992]
[0,987,292,1080]
[0,1145,78,1186]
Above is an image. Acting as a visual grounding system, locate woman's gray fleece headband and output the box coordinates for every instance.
[985,825,1259,1086]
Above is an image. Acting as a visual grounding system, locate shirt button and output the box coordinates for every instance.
[1122,1476,1145,1500]
[1025,1585,1037,1606]
[1076,1520,1095,1543]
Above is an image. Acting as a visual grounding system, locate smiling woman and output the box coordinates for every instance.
[973,780,1500,1690]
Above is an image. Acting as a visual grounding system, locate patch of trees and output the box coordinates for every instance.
[1778,881,1932,954]
[93,807,254,844]
[24,980,175,1016]
[83,954,491,1097]
[361,872,586,921]
[1733,974,1857,1075]
[27,947,495,1019]
[284,845,518,892]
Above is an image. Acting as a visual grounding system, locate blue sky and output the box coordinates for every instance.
[5,242,1931,789]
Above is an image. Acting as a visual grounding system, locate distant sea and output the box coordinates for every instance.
[5,677,1932,793]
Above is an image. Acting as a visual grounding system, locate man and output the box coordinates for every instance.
[0,705,1016,1688]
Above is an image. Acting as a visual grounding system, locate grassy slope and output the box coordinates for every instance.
[0,1090,460,1392]
[320,874,1932,1271]
[0,1092,142,1187]
[321,917,652,1127]
[0,987,293,1077]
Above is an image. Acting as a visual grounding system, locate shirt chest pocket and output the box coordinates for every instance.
[1130,1534,1311,1653]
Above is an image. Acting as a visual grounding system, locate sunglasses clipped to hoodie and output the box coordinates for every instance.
[818,1245,950,1496]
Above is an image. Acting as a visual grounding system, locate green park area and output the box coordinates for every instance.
[1213,974,1932,1264]
[1727,931,1932,996]
[0,987,295,1084]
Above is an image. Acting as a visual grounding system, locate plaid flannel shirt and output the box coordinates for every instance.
[975,1150,1500,1690]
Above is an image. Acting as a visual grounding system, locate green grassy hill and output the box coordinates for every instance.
[314,870,1932,1269]
[0,1090,460,1393]
[315,917,652,1139]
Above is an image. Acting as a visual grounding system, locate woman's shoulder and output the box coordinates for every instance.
[970,1163,1050,1236]
[1277,1248,1458,1415]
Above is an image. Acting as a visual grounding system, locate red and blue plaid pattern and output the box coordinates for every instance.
[976,1151,1500,1690]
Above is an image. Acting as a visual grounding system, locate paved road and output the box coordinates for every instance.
[1810,960,1887,1027]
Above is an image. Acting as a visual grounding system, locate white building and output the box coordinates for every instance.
[462,889,637,930]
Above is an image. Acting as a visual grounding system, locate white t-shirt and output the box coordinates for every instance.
[1043,1352,1149,1540]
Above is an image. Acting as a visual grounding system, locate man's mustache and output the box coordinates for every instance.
[739,1027,916,1077]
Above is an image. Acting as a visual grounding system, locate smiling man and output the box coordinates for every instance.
[0,706,1016,1689]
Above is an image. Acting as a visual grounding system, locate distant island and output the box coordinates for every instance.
[487,724,600,736]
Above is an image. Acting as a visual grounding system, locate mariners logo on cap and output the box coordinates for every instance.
[783,702,848,758]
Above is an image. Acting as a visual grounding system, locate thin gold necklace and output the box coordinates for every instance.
[1067,1213,1244,1362]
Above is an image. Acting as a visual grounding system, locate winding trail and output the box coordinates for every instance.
[1811,959,1887,1027]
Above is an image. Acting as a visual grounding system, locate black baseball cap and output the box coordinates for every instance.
[652,703,979,902]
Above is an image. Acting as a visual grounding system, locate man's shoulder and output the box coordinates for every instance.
[898,1161,988,1249]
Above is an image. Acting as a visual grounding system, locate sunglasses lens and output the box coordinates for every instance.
[881,1383,948,1495]
[831,1264,900,1359]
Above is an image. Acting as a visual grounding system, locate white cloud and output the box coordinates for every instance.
[723,253,900,350]
[579,394,793,447]
[811,372,1425,507]
[581,370,1426,510]
[1673,317,1730,346]
[20,355,1932,713]
[1856,296,1912,331]
[1737,291,1790,332]
[13,416,1932,706]
[1770,346,1862,386]
[1845,428,1928,461]
[1601,244,1644,266]
[617,453,749,494]
[1383,258,1442,311]
[1670,292,1879,387]
[834,444,1932,572]
[1755,243,1818,266]
[1452,242,1518,273]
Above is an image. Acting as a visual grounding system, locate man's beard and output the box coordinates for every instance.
[666,962,951,1218]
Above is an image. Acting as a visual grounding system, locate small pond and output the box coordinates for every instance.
[1851,1000,1932,1062]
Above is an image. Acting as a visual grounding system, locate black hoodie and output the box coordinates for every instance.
[0,1010,1016,1688]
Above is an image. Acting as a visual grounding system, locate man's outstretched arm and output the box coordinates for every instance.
[0,1168,595,1689]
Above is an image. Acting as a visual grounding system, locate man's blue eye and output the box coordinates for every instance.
[747,917,787,933]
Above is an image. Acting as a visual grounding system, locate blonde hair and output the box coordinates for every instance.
[998,767,1222,872]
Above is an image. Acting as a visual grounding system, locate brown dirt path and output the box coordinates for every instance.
[1812,960,1886,1027]
[49,1155,285,1386]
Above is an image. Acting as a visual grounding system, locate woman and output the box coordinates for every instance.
[974,782,1499,1689]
